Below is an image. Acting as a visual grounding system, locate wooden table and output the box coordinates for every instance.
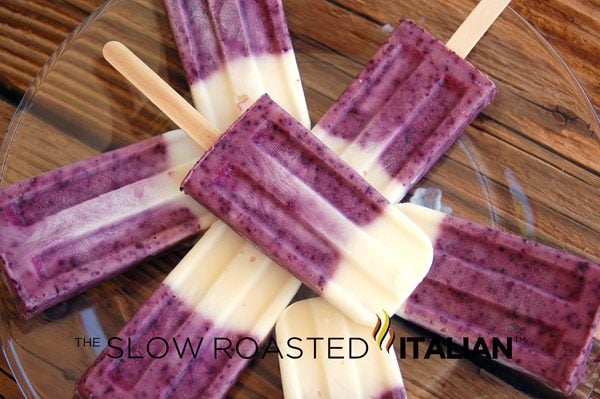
[0,0,598,398]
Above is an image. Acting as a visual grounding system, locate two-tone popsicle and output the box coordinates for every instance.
[164,0,310,131]
[0,0,309,319]
[181,94,433,325]
[0,130,211,318]
[397,203,600,394]
[76,221,300,397]
[312,8,502,202]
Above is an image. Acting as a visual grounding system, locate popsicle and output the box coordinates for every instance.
[181,94,433,325]
[164,0,310,131]
[0,130,213,318]
[76,221,301,398]
[276,298,406,399]
[0,0,310,319]
[312,15,499,203]
[397,202,600,394]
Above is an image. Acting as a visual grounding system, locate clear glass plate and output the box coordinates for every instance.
[1,0,598,398]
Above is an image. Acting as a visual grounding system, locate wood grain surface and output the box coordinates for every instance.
[0,0,598,398]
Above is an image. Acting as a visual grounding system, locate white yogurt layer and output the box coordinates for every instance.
[165,220,301,335]
[191,52,310,132]
[277,298,406,399]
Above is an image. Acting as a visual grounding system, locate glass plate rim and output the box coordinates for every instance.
[0,1,598,398]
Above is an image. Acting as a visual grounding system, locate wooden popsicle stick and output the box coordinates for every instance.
[102,41,220,150]
[447,0,511,58]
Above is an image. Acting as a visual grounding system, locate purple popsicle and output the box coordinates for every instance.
[0,130,212,318]
[397,203,600,394]
[76,285,247,398]
[0,0,311,319]
[76,289,259,398]
[313,19,496,203]
[182,94,433,326]
[164,0,310,131]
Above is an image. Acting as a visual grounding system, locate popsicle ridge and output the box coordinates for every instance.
[2,136,169,226]
[31,205,199,280]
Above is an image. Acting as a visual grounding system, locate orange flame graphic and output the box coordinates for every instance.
[372,310,395,352]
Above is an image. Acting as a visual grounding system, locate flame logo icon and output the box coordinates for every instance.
[372,310,395,352]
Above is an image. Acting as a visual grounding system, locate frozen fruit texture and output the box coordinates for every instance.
[166,0,292,81]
